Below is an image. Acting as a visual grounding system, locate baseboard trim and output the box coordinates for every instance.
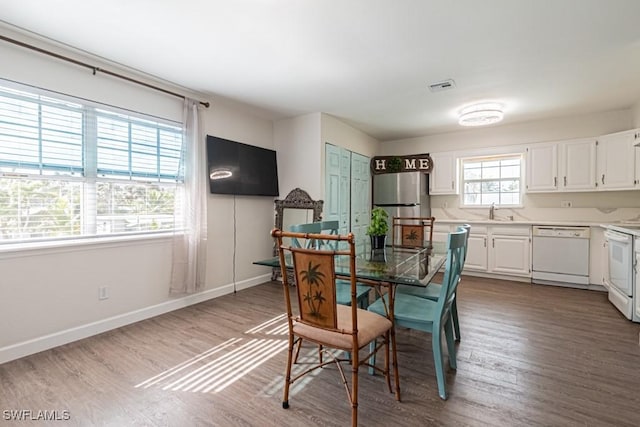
[0,273,272,365]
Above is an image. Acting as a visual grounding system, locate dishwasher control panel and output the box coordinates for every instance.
[532,226,590,238]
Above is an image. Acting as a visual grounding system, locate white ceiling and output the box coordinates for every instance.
[2,0,640,141]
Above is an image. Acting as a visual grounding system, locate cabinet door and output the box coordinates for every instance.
[489,234,531,276]
[588,226,607,286]
[526,143,558,192]
[635,132,640,188]
[429,152,458,195]
[559,138,596,191]
[596,130,636,190]
[465,233,488,272]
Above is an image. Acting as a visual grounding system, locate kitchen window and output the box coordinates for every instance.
[461,154,522,207]
[0,81,184,244]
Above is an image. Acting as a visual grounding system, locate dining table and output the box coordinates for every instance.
[253,239,448,400]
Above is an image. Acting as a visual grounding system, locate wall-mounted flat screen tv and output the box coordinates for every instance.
[206,135,279,196]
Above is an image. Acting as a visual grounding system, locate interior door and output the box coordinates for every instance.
[350,152,371,245]
[325,143,351,236]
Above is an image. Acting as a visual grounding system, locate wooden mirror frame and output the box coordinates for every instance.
[272,188,323,280]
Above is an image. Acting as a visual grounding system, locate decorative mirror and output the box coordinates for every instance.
[272,188,323,280]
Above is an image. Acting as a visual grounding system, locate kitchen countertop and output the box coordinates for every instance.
[436,219,640,228]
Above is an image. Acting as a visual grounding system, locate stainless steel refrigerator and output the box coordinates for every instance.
[373,171,431,238]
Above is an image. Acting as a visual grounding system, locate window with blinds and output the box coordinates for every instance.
[0,82,184,243]
[461,154,522,207]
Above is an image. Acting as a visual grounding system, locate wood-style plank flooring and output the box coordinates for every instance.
[2,277,640,426]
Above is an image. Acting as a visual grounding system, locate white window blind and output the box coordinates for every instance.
[461,154,522,207]
[0,81,184,243]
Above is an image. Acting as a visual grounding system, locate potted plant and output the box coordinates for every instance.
[366,207,389,250]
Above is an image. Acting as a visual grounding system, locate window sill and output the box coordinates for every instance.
[0,232,177,259]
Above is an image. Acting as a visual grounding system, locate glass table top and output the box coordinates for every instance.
[254,241,447,287]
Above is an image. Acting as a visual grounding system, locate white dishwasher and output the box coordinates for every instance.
[532,226,590,287]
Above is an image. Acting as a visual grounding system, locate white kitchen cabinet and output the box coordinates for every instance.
[465,230,489,271]
[526,143,558,192]
[465,224,531,278]
[589,226,608,287]
[596,129,637,190]
[429,152,458,195]
[488,227,531,276]
[635,134,640,188]
[635,237,640,320]
[526,138,596,192]
[559,138,597,191]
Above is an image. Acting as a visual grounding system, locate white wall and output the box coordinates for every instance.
[274,113,322,199]
[0,28,277,363]
[633,100,640,127]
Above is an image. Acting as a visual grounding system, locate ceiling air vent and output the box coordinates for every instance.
[429,79,456,92]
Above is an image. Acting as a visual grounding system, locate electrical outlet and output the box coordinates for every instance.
[561,201,572,208]
[99,286,109,300]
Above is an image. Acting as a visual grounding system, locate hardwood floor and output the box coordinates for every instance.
[2,277,640,426]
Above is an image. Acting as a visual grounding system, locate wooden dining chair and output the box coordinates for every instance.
[391,216,436,248]
[367,228,467,400]
[396,224,470,342]
[290,221,370,308]
[272,229,398,426]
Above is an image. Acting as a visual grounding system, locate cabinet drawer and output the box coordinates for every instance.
[491,225,531,236]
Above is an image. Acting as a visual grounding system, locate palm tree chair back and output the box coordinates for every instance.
[391,216,436,248]
[272,228,398,426]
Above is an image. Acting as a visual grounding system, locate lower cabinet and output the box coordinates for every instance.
[465,225,532,278]
[432,223,532,278]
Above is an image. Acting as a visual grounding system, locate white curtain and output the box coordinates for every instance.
[170,99,207,294]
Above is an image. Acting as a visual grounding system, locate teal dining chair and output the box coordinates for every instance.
[367,228,467,400]
[319,220,371,309]
[395,224,470,342]
[289,222,323,248]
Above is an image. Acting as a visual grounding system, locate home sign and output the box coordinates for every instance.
[370,154,433,175]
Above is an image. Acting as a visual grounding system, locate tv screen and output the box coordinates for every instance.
[206,135,279,196]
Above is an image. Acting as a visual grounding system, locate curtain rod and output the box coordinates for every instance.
[0,34,210,108]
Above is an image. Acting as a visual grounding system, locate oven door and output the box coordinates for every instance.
[605,229,633,296]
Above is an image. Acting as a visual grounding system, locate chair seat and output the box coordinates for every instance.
[336,279,371,307]
[396,283,441,300]
[368,293,440,329]
[294,305,392,351]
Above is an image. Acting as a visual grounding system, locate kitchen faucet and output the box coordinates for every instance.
[489,202,496,220]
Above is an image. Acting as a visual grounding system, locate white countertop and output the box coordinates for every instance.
[436,219,640,228]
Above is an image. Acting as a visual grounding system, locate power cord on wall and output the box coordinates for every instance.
[233,195,237,293]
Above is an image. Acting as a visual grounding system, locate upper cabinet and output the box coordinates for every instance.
[560,138,597,191]
[526,138,596,193]
[596,129,638,190]
[526,143,558,192]
[429,151,458,195]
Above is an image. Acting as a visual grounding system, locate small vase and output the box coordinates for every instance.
[370,235,387,262]
[371,235,386,250]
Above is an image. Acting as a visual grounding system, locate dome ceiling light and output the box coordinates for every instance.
[458,102,504,127]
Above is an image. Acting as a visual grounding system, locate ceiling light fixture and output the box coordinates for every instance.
[458,103,504,127]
